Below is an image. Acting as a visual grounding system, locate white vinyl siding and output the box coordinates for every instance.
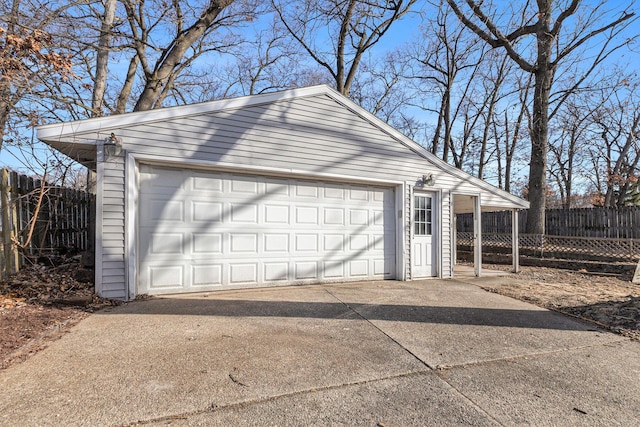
[97,154,127,299]
[111,96,520,210]
[44,89,526,298]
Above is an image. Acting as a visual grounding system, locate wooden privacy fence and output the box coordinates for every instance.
[0,169,94,276]
[457,206,640,238]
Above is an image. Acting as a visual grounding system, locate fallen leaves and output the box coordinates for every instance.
[1,256,120,368]
[0,257,118,311]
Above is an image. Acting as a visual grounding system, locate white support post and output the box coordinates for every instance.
[452,214,457,267]
[474,196,482,277]
[512,209,520,273]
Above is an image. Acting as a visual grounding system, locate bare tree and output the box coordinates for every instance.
[349,51,416,128]
[0,0,75,153]
[447,0,636,233]
[31,0,261,120]
[217,18,309,96]
[272,0,416,96]
[91,0,117,117]
[407,2,484,162]
[588,82,640,207]
[474,51,513,180]
[120,0,249,112]
[493,74,532,193]
[547,86,612,208]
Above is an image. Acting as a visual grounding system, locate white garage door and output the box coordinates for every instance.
[137,165,396,294]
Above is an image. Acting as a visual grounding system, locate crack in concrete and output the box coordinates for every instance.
[118,286,632,427]
[323,288,507,427]
[119,370,434,426]
[323,288,437,371]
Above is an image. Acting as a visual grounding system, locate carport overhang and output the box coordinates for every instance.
[452,194,526,277]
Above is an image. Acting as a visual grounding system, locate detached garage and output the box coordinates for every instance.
[37,85,528,300]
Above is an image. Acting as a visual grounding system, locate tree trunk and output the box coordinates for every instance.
[0,99,9,153]
[116,56,139,114]
[525,68,553,234]
[442,86,451,163]
[91,0,117,117]
[133,0,232,112]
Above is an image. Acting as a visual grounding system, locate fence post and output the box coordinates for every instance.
[1,169,18,276]
[9,171,20,270]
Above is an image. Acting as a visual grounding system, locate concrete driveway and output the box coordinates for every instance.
[1,279,638,426]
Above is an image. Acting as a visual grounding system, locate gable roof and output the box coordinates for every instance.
[37,84,528,209]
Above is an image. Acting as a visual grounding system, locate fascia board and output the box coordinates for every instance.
[36,85,333,142]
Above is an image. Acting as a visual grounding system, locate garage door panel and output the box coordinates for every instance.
[192,265,222,287]
[349,209,369,225]
[295,261,318,279]
[322,260,345,278]
[349,235,369,251]
[373,235,387,250]
[138,165,396,294]
[231,178,259,194]
[265,179,290,196]
[295,184,318,198]
[264,233,289,252]
[141,166,185,191]
[349,260,369,276]
[295,206,319,224]
[324,185,345,199]
[229,263,258,284]
[295,234,318,252]
[192,201,223,223]
[229,233,258,253]
[349,187,368,201]
[323,234,344,252]
[141,199,184,223]
[264,204,290,223]
[230,203,258,223]
[192,233,222,254]
[192,174,223,192]
[148,265,184,289]
[264,262,289,281]
[149,233,183,255]
[323,208,345,225]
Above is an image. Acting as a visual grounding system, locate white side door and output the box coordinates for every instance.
[412,193,436,278]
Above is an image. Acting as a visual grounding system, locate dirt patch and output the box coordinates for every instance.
[0,305,87,368]
[0,258,120,369]
[475,264,640,340]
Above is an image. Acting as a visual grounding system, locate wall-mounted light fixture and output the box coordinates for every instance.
[417,173,435,187]
[104,132,123,159]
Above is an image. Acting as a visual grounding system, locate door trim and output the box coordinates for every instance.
[127,155,403,298]
[411,189,439,279]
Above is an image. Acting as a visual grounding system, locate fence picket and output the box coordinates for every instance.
[0,168,95,275]
[458,206,640,239]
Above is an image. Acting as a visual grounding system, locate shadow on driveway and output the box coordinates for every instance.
[109,297,597,331]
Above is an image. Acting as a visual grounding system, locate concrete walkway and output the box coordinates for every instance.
[1,279,638,426]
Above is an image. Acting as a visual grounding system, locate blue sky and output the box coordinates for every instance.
[2,0,638,179]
